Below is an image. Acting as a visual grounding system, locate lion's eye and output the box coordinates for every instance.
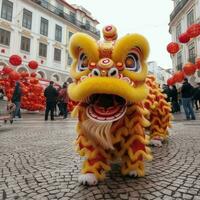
[125,53,141,72]
[78,53,88,71]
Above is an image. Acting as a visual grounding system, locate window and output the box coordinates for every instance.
[85,20,90,30]
[176,51,182,70]
[176,23,181,42]
[187,10,194,27]
[1,0,13,21]
[55,25,62,42]
[22,9,32,29]
[39,43,47,57]
[54,48,61,62]
[40,17,48,36]
[188,42,196,63]
[69,12,76,23]
[68,54,72,65]
[68,31,73,39]
[21,36,30,52]
[0,28,11,46]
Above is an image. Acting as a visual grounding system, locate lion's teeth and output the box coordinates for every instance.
[122,77,131,83]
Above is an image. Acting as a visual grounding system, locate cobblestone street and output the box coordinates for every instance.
[0,112,200,200]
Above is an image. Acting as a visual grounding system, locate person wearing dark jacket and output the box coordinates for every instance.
[162,84,171,102]
[181,78,196,120]
[11,81,22,119]
[171,85,180,113]
[192,85,200,110]
[44,81,58,121]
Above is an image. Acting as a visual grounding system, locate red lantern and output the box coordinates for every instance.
[183,62,196,76]
[173,71,185,83]
[187,23,200,38]
[178,32,190,43]
[20,71,28,79]
[167,42,179,54]
[30,78,39,84]
[28,60,38,70]
[167,77,175,86]
[9,71,20,81]
[195,58,200,70]
[9,55,22,66]
[30,72,37,77]
[3,66,13,74]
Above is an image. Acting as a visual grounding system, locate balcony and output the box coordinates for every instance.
[30,0,100,38]
[170,0,189,22]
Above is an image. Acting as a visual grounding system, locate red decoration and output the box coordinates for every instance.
[1,49,5,53]
[9,55,22,66]
[187,23,200,38]
[195,58,200,70]
[183,62,196,76]
[0,71,46,111]
[173,71,185,83]
[178,32,190,43]
[20,71,28,79]
[30,72,37,77]
[167,77,175,86]
[9,71,20,81]
[28,60,38,70]
[167,42,179,54]
[3,66,13,74]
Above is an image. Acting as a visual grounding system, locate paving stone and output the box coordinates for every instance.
[0,113,200,199]
[182,193,193,199]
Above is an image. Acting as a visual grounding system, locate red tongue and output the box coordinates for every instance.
[93,105,121,117]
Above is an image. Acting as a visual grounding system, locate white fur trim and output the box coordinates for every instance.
[149,139,162,147]
[78,173,98,185]
[129,170,138,177]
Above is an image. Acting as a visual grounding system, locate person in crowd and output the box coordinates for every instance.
[177,88,182,112]
[192,84,200,110]
[162,84,171,102]
[171,85,180,113]
[11,81,22,119]
[0,85,4,100]
[181,78,196,120]
[56,86,63,116]
[58,82,68,119]
[44,81,58,121]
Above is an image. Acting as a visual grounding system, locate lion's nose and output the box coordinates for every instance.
[94,58,118,77]
[97,58,114,70]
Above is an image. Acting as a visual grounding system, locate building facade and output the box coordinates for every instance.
[148,61,172,86]
[169,0,200,85]
[0,0,100,84]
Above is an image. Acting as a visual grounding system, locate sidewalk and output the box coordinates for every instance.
[0,110,200,200]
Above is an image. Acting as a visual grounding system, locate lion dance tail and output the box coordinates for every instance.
[144,75,173,144]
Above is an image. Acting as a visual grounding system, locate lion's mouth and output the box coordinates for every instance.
[86,94,127,122]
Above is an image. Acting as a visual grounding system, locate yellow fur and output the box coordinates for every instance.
[68,77,149,102]
[67,25,171,183]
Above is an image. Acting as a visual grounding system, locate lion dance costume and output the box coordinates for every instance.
[68,25,171,185]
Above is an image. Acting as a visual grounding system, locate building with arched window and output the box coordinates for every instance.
[0,0,100,84]
[169,0,200,85]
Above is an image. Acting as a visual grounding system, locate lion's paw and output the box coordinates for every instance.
[129,170,138,177]
[78,173,98,186]
[149,139,162,147]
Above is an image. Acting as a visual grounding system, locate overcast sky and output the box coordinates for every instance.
[67,0,174,69]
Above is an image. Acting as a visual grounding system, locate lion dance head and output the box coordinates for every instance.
[68,25,155,185]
